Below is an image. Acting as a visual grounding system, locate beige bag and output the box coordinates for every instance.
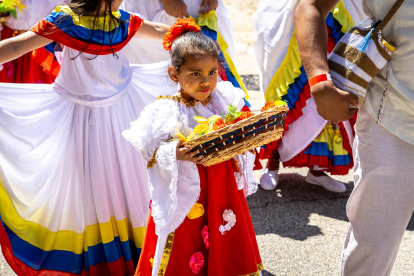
[327,0,404,108]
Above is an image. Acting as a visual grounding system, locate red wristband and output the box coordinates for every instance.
[309,73,332,87]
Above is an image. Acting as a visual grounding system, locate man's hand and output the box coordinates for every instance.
[200,0,218,14]
[161,0,189,18]
[311,81,358,123]
[176,142,203,163]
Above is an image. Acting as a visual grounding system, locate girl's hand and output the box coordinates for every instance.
[160,0,189,18]
[176,142,203,163]
[200,0,218,14]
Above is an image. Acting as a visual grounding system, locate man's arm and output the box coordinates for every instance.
[295,0,358,123]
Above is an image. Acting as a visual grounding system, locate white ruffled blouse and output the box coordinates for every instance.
[123,81,257,236]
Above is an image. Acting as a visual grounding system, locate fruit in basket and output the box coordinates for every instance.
[212,117,228,131]
[194,115,224,136]
[233,111,255,123]
[261,100,287,112]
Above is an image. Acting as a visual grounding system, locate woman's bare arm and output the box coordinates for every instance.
[0,31,52,64]
[134,20,170,42]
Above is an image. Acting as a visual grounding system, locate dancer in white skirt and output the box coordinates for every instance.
[120,0,236,64]
[0,1,175,275]
[253,0,366,192]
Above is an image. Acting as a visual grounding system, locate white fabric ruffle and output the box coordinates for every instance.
[233,152,258,196]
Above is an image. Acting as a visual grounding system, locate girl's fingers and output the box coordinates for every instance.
[192,156,204,163]
[179,147,193,153]
[189,150,200,158]
[200,0,209,10]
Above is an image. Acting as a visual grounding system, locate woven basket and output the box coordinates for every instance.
[0,13,10,25]
[183,105,288,167]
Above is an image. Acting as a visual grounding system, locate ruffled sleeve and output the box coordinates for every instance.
[233,152,258,196]
[123,99,201,235]
[212,81,246,111]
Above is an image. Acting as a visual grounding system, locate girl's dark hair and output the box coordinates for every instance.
[67,0,124,59]
[170,32,221,70]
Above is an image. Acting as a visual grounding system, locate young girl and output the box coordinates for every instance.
[0,0,175,275]
[123,19,262,276]
[0,0,64,83]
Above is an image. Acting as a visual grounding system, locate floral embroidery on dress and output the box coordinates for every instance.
[219,209,236,235]
[149,199,153,210]
[201,226,209,249]
[189,252,204,274]
[149,257,154,267]
[187,202,204,219]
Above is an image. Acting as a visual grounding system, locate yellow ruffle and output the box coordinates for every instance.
[332,0,354,33]
[0,184,146,254]
[264,30,302,103]
[264,1,354,103]
[187,202,205,219]
[333,129,348,155]
[314,125,333,152]
[52,5,122,32]
[313,125,349,155]
[193,11,249,100]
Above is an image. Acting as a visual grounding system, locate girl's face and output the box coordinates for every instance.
[168,55,218,102]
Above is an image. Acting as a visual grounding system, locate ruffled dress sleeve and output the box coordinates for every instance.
[214,81,246,110]
[29,5,143,77]
[122,98,201,236]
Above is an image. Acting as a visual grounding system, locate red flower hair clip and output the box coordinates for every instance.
[163,18,201,52]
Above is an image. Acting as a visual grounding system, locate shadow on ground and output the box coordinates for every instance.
[247,173,414,241]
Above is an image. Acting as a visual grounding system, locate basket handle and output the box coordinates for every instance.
[377,0,405,31]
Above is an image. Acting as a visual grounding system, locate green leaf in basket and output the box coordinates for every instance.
[9,8,17,18]
[225,103,241,123]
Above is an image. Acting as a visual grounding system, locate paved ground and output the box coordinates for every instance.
[1,1,414,275]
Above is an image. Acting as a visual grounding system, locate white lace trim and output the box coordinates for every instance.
[234,152,258,196]
[122,99,180,160]
[214,81,246,106]
[150,140,201,235]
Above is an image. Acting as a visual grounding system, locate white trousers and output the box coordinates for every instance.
[341,106,414,275]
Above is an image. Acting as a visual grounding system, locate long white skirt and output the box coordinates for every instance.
[120,0,236,64]
[0,61,175,274]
